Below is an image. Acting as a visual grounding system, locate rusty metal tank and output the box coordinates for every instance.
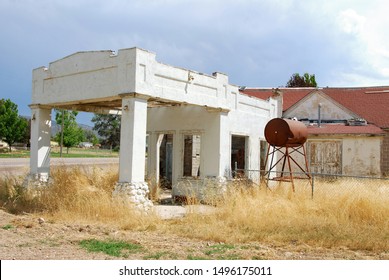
[264,118,308,147]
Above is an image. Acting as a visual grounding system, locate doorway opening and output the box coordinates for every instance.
[159,134,173,188]
[231,135,247,178]
[183,134,201,178]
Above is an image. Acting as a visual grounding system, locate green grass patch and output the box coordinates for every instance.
[79,239,142,257]
[202,244,242,260]
[51,147,118,158]
[204,244,235,256]
[2,224,13,230]
[50,152,115,158]
[0,151,30,158]
[0,148,118,158]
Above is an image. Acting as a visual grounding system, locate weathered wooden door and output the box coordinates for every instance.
[308,141,342,174]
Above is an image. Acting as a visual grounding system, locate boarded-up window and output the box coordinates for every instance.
[308,141,342,174]
[183,134,201,177]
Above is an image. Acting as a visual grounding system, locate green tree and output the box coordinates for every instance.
[83,129,99,146]
[286,73,317,87]
[55,110,84,154]
[0,99,28,152]
[91,114,121,149]
[20,117,31,147]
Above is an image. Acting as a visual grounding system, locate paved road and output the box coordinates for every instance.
[0,158,119,176]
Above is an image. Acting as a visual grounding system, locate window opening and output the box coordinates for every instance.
[231,135,246,178]
[183,134,201,178]
[159,134,173,188]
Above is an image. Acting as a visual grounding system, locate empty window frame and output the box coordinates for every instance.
[231,135,247,178]
[159,134,173,187]
[183,134,201,178]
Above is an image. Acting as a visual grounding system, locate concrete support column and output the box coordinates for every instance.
[118,95,148,183]
[218,111,231,179]
[113,95,152,210]
[29,105,51,182]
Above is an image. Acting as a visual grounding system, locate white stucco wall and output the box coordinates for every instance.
[146,95,277,198]
[305,136,382,176]
[342,136,382,176]
[270,135,382,177]
[32,48,237,112]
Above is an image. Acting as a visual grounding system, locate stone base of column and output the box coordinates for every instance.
[21,174,52,197]
[112,182,153,211]
[22,173,51,188]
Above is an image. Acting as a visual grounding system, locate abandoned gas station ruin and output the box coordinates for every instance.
[30,47,279,209]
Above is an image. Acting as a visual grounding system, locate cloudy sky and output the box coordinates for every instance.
[1,0,388,125]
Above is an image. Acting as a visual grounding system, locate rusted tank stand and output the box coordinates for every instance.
[262,118,312,191]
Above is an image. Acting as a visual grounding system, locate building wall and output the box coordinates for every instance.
[271,135,382,177]
[307,136,382,176]
[31,47,279,200]
[147,101,275,175]
[146,96,277,198]
[283,90,384,177]
[284,91,357,121]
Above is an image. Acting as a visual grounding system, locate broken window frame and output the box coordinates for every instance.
[231,134,248,178]
[181,131,202,179]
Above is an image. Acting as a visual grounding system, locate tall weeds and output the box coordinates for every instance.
[171,180,389,251]
[1,169,388,251]
[0,166,159,230]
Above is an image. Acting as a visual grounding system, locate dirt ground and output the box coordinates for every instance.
[1,209,388,260]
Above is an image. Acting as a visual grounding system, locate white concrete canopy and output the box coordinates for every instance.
[30,47,279,202]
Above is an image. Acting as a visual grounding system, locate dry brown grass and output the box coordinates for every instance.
[1,168,389,252]
[170,179,389,251]
[0,166,159,230]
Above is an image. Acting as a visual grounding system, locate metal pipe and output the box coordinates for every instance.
[318,103,322,127]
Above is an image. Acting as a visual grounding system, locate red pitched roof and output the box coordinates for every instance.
[242,86,389,128]
[307,123,385,135]
[241,88,314,110]
[323,87,389,129]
